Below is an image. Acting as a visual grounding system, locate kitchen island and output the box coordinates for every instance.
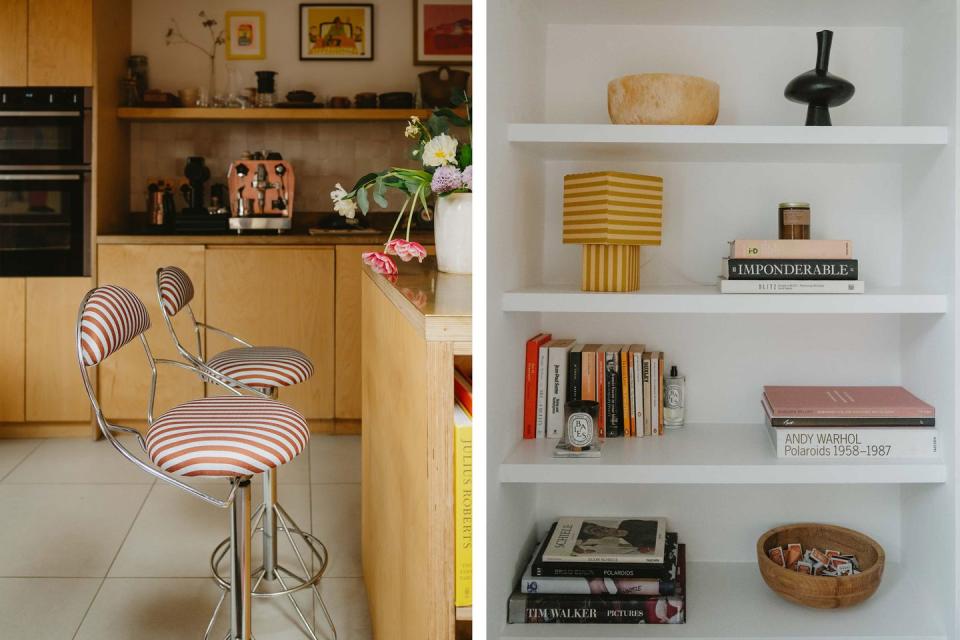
[361,259,471,639]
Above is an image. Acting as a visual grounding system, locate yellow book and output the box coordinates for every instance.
[454,402,472,607]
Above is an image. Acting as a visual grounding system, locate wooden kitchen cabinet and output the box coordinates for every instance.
[28,0,93,86]
[0,0,28,86]
[0,279,26,422]
[97,244,206,421]
[205,247,335,419]
[25,278,91,422]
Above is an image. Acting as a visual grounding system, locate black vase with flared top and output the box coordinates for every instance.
[784,30,855,126]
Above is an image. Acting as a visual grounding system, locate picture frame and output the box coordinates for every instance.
[225,11,266,60]
[414,0,472,65]
[299,3,374,60]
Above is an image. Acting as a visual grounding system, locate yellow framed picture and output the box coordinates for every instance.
[225,11,266,60]
[299,4,374,60]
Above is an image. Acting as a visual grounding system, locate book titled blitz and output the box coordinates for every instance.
[543,517,667,564]
[724,259,858,280]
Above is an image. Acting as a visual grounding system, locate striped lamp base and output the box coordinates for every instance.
[581,244,641,292]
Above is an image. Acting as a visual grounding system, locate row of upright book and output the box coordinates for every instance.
[508,517,685,624]
[764,385,938,459]
[720,239,864,294]
[524,333,668,439]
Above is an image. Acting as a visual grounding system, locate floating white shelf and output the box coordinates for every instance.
[499,424,946,485]
[499,562,943,640]
[502,284,948,315]
[506,124,949,162]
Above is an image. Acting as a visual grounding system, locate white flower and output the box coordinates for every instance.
[422,133,459,167]
[330,183,348,202]
[404,118,420,139]
[334,197,358,219]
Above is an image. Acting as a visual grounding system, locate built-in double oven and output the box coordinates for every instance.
[0,87,91,276]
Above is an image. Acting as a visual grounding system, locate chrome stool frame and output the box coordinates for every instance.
[156,267,337,640]
[77,287,257,640]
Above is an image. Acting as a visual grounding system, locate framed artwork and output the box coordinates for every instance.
[225,11,266,60]
[299,4,374,60]
[414,0,472,65]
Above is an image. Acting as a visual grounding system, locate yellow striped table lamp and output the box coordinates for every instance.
[563,171,663,292]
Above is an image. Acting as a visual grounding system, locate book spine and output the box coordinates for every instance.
[567,350,582,403]
[768,416,935,426]
[546,347,568,438]
[720,279,865,294]
[520,575,676,596]
[642,354,652,437]
[597,351,606,437]
[582,352,595,402]
[657,352,664,435]
[522,336,542,439]
[628,354,637,437]
[454,422,472,606]
[605,352,622,437]
[769,425,939,459]
[621,350,632,436]
[725,258,858,280]
[633,353,644,436]
[729,239,852,259]
[536,345,549,438]
[507,593,684,624]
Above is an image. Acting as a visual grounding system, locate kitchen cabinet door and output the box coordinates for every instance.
[206,247,335,419]
[28,0,93,86]
[97,244,206,421]
[25,277,91,422]
[0,0,28,86]
[0,279,26,422]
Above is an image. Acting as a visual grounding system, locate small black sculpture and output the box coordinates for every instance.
[785,30,855,126]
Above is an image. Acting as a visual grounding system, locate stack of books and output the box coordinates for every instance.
[524,333,669,439]
[720,239,864,294]
[453,369,472,608]
[764,385,939,459]
[508,517,686,624]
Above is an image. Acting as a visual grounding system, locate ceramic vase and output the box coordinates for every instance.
[784,30,855,126]
[434,192,472,274]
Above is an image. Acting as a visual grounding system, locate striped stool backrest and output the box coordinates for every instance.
[78,285,151,366]
[157,266,195,317]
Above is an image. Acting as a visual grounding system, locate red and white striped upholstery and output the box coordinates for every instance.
[157,266,195,317]
[146,396,309,477]
[206,347,314,388]
[79,286,151,366]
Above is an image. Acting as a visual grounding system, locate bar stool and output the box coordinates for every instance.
[156,266,335,640]
[77,285,311,640]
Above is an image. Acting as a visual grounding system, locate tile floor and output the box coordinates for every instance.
[0,435,369,640]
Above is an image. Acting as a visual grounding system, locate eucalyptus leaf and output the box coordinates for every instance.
[372,191,388,208]
[356,188,369,215]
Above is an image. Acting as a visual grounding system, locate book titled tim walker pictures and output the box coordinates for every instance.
[509,520,685,624]
[720,239,864,294]
[763,385,939,459]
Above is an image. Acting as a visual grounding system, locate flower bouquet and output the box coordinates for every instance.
[331,92,472,275]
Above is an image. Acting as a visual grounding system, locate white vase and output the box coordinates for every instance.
[434,192,472,274]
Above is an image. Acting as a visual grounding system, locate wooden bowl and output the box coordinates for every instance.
[757,523,884,609]
[607,73,719,125]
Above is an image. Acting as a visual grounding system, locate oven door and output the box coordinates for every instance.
[0,111,86,166]
[0,172,88,276]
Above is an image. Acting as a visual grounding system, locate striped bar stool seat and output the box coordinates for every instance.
[206,347,314,389]
[147,397,309,478]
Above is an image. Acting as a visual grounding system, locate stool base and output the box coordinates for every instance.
[206,501,337,640]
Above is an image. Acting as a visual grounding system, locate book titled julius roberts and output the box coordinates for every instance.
[509,546,686,624]
[723,258,858,280]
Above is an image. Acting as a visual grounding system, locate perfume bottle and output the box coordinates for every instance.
[663,366,685,429]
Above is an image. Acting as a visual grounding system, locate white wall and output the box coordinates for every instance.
[131,0,470,99]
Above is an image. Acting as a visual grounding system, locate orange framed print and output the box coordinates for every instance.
[415,0,472,65]
[300,4,374,60]
[225,11,266,60]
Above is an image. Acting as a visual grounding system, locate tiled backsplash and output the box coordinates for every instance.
[130,121,416,213]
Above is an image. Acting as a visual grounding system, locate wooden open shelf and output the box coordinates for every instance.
[117,107,434,122]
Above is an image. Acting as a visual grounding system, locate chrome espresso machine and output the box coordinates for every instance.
[226,151,295,233]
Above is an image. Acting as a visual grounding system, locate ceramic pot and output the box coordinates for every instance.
[434,192,472,274]
[607,74,719,125]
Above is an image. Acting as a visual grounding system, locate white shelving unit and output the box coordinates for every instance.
[489,0,958,638]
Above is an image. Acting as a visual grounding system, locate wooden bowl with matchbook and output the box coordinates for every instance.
[757,523,885,609]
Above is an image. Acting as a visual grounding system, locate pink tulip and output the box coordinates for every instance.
[362,251,398,275]
[385,239,428,263]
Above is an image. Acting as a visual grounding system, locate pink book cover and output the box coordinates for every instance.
[763,386,934,418]
[729,240,852,259]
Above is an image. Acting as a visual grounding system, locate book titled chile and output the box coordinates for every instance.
[509,545,686,624]
[724,258,858,280]
[532,526,679,579]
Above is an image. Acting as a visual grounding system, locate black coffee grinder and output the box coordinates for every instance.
[175,156,228,233]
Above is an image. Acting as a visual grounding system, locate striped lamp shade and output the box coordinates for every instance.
[563,171,663,246]
[581,244,641,292]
